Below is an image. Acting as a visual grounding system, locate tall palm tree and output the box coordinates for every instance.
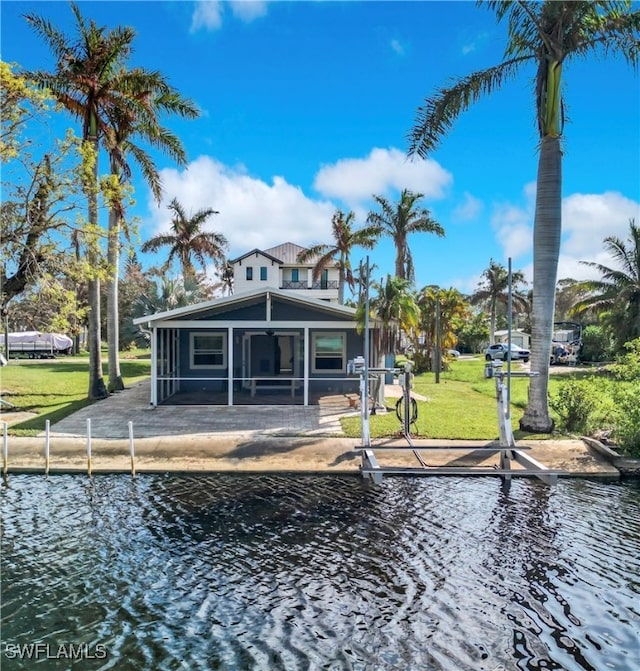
[408,1,640,432]
[469,259,528,344]
[297,209,379,304]
[25,2,137,399]
[571,219,640,351]
[103,76,198,391]
[366,189,444,284]
[141,198,227,278]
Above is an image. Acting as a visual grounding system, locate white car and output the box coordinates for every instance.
[485,343,530,363]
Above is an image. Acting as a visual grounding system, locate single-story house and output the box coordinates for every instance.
[134,287,377,406]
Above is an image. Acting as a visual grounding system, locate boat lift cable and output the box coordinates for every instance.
[397,363,430,469]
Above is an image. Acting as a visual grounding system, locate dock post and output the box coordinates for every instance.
[44,419,50,475]
[128,421,135,477]
[2,421,7,476]
[86,418,92,477]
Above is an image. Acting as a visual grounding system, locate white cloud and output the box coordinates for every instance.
[486,181,536,262]
[145,156,336,258]
[452,192,483,222]
[448,271,484,295]
[313,147,452,206]
[461,32,489,56]
[390,39,405,56]
[561,192,639,256]
[556,191,639,280]
[190,1,223,32]
[490,205,533,261]
[488,186,639,283]
[230,1,268,22]
[190,0,267,33]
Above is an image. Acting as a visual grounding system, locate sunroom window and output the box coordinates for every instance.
[312,332,345,372]
[191,332,226,369]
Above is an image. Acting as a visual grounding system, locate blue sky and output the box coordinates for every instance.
[2,0,639,295]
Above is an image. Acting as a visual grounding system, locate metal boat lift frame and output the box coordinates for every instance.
[356,362,562,485]
[353,255,561,485]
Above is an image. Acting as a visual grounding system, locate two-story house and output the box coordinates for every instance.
[134,242,376,407]
[230,242,340,303]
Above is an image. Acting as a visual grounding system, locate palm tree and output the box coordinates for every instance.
[103,76,198,391]
[416,285,469,371]
[366,189,444,284]
[137,275,206,316]
[353,258,378,306]
[25,3,137,399]
[297,209,379,304]
[469,259,528,344]
[141,198,227,278]
[571,219,640,352]
[408,1,640,432]
[210,260,234,297]
[358,274,419,357]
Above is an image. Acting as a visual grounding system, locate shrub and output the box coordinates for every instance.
[612,381,640,457]
[610,337,640,381]
[581,325,612,362]
[549,378,601,435]
[394,355,414,369]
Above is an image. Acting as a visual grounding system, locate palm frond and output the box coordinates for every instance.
[408,56,530,157]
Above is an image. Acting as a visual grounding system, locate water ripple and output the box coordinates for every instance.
[1,475,639,670]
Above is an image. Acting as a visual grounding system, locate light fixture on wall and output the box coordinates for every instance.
[266,329,274,337]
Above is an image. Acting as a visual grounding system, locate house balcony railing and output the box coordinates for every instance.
[280,279,339,290]
[312,280,338,290]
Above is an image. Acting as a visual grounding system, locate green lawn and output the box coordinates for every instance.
[1,352,611,440]
[1,353,151,436]
[341,357,574,440]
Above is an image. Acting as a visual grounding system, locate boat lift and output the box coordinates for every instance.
[352,359,563,486]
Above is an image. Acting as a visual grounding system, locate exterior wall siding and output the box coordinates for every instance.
[232,253,280,294]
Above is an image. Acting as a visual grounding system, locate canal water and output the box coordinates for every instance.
[1,475,638,671]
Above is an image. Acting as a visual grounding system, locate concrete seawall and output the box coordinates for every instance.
[1,434,623,478]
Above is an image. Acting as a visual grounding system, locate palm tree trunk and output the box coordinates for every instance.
[338,274,345,304]
[86,135,108,401]
[106,206,124,391]
[520,136,562,433]
[394,239,405,280]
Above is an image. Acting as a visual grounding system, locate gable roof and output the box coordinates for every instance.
[228,248,282,265]
[262,242,307,265]
[133,286,358,325]
[228,241,336,268]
